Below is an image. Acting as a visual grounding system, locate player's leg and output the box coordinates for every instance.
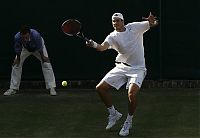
[33,38,56,95]
[96,81,113,107]
[119,69,146,136]
[4,48,30,95]
[96,81,122,130]
[128,83,140,115]
[96,67,126,130]
[119,83,139,136]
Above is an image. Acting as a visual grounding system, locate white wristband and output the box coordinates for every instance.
[92,41,98,48]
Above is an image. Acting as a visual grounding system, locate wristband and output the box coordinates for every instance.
[92,41,98,48]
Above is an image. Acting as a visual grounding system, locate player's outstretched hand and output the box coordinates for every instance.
[86,39,98,48]
[142,12,158,27]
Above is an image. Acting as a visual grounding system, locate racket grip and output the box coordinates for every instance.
[84,37,90,42]
[76,33,90,42]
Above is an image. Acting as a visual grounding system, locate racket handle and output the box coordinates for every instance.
[76,33,90,42]
[84,37,90,42]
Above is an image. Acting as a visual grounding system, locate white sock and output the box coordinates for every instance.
[107,105,116,115]
[126,114,133,123]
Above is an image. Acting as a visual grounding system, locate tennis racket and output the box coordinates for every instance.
[61,19,89,42]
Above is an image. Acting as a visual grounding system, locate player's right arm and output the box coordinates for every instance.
[13,34,22,66]
[86,40,109,51]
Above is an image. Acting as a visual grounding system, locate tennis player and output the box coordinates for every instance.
[86,12,158,136]
[3,25,57,96]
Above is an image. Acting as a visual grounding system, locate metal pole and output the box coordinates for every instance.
[159,0,162,80]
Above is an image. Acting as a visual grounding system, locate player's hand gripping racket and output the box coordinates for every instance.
[61,19,89,42]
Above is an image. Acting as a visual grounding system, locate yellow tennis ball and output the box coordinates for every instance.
[62,81,68,86]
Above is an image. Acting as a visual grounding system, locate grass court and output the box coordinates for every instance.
[0,88,199,138]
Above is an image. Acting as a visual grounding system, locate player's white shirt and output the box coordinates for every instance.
[104,21,150,69]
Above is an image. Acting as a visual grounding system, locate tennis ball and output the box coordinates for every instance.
[62,81,68,86]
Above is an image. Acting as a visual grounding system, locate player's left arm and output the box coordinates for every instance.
[142,12,158,27]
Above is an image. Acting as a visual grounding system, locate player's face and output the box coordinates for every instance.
[21,33,30,43]
[112,18,124,32]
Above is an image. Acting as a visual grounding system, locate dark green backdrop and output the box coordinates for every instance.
[0,0,199,81]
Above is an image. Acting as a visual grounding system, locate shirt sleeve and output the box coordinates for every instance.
[34,35,43,52]
[128,21,150,33]
[104,33,115,49]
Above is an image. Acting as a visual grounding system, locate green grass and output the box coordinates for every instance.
[0,88,199,138]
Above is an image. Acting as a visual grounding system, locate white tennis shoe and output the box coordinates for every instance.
[119,121,132,137]
[106,110,122,130]
[4,89,17,96]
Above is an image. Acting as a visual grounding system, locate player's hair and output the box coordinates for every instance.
[20,25,31,35]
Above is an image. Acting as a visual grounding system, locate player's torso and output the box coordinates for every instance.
[110,24,145,68]
[111,24,143,54]
[15,30,41,52]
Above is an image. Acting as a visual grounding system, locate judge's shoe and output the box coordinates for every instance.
[4,89,17,96]
[50,88,57,96]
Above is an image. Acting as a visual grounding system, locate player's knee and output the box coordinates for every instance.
[128,91,134,98]
[13,64,22,69]
[96,84,106,94]
[96,81,110,94]
[96,84,101,92]
[128,93,136,104]
[42,62,51,68]
[128,90,137,99]
[128,83,139,97]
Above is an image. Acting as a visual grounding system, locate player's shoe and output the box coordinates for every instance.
[106,110,122,130]
[4,89,17,96]
[119,121,132,137]
[50,88,57,96]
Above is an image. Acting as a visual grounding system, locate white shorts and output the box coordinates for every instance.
[101,63,147,90]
